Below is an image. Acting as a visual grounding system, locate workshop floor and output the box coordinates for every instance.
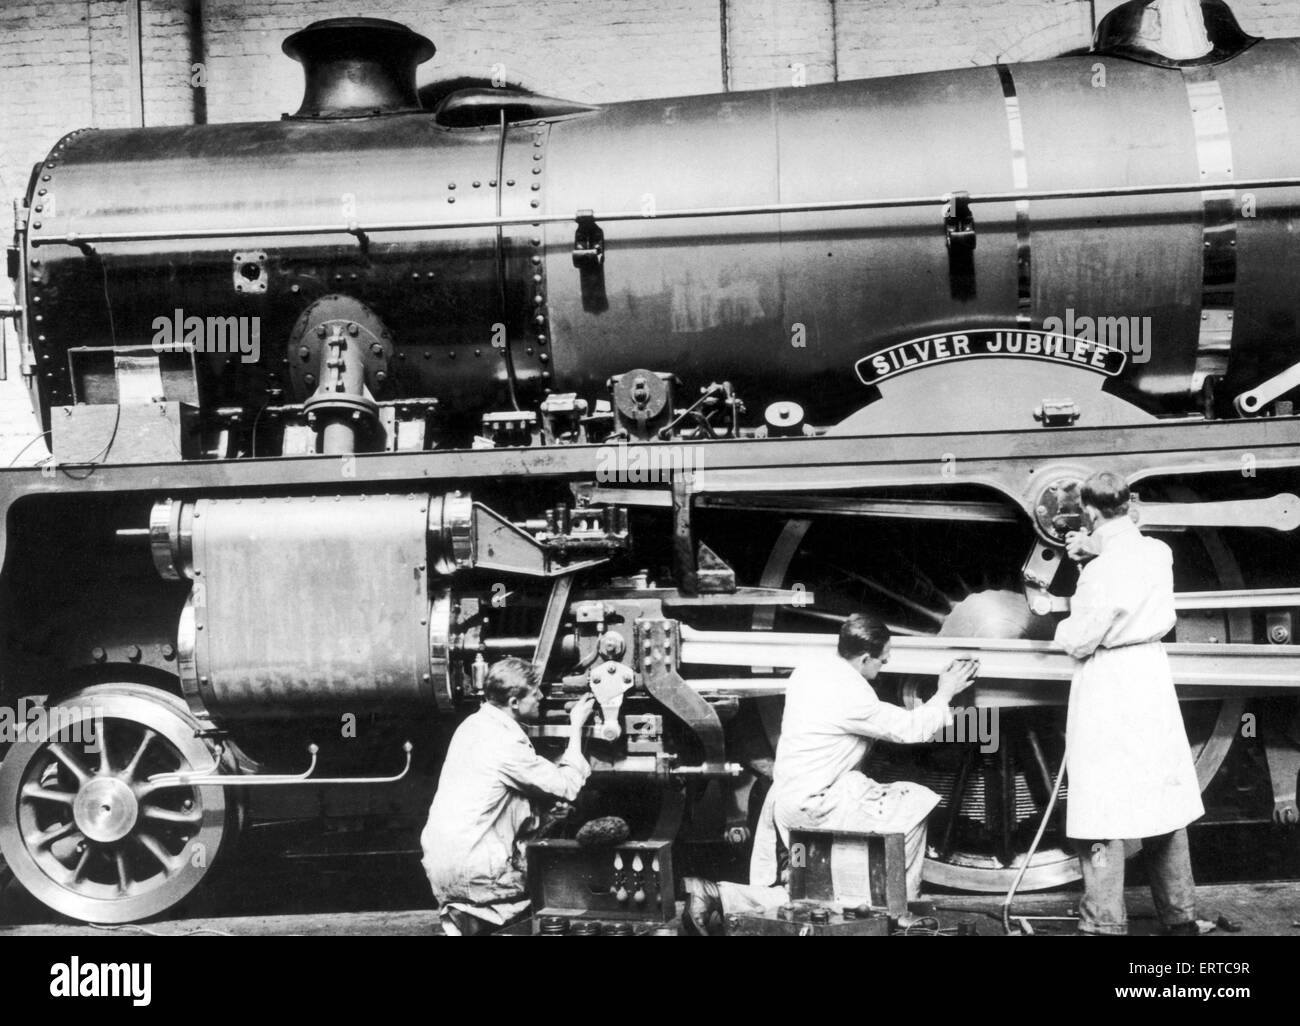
[929,880,1300,937]
[3,881,1298,936]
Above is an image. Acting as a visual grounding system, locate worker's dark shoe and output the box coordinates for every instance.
[682,877,724,936]
[1163,919,1217,936]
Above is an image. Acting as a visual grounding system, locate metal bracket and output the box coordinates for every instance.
[0,302,18,382]
[696,540,737,594]
[635,617,729,772]
[573,210,608,313]
[1033,398,1080,427]
[944,191,976,251]
[671,474,696,595]
[1237,359,1300,416]
[533,572,577,678]
[589,659,636,741]
[1021,543,1068,616]
[232,250,268,294]
[943,190,976,301]
[471,501,611,577]
[572,210,604,267]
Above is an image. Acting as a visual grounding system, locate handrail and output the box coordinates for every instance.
[29,176,1300,248]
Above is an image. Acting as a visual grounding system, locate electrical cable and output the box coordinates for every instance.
[90,922,233,937]
[6,429,51,467]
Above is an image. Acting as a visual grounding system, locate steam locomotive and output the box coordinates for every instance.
[3,0,1300,924]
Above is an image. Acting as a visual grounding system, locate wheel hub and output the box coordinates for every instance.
[0,685,233,923]
[72,776,139,844]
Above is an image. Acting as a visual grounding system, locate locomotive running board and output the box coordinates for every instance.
[678,628,1300,706]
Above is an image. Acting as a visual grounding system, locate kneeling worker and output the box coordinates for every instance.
[421,656,596,935]
[685,613,978,932]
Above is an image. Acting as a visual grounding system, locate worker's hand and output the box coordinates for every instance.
[1065,529,1099,564]
[568,693,597,730]
[936,658,979,701]
[549,800,574,821]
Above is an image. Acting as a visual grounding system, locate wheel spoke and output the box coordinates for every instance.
[784,607,846,624]
[98,722,112,775]
[47,742,92,785]
[71,845,93,883]
[26,819,78,849]
[938,747,976,859]
[134,832,178,877]
[998,741,1016,867]
[896,557,953,611]
[120,728,156,782]
[141,804,202,826]
[113,848,130,893]
[1023,728,1053,795]
[814,558,947,626]
[21,782,76,805]
[1024,726,1066,835]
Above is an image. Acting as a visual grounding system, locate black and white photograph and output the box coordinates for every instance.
[0,0,1297,1002]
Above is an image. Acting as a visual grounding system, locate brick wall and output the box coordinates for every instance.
[1,0,1298,463]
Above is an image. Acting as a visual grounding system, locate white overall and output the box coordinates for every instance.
[1055,516,1203,839]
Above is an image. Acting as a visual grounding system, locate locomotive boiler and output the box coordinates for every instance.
[3,0,1300,924]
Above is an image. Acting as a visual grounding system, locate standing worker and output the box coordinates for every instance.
[1056,471,1207,935]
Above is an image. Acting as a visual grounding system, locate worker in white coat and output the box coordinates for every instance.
[421,656,596,935]
[683,614,978,933]
[1056,470,1205,936]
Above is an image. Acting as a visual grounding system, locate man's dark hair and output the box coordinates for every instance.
[838,613,891,660]
[484,656,539,706]
[1081,471,1131,519]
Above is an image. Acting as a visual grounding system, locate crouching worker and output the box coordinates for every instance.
[684,614,978,934]
[421,656,596,935]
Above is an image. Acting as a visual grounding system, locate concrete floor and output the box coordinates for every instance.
[934,880,1300,937]
[4,881,1299,936]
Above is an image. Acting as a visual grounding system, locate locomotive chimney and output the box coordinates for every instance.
[1092,0,1257,66]
[282,17,434,118]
